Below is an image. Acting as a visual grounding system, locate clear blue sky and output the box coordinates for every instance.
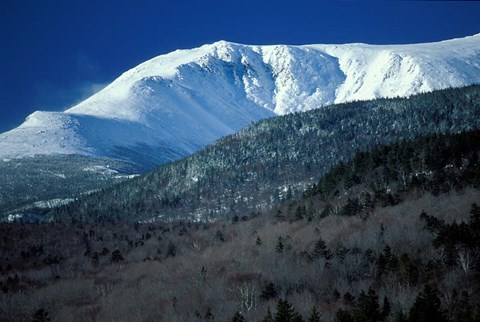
[1,0,479,132]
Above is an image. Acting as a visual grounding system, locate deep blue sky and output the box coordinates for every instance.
[1,0,479,132]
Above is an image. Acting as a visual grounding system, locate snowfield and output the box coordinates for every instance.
[1,34,479,169]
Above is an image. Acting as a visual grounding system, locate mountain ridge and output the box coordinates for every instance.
[1,35,480,170]
[47,85,480,223]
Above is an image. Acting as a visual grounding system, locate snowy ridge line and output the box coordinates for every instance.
[1,34,479,169]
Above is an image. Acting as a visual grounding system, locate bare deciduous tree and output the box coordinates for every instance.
[238,282,258,312]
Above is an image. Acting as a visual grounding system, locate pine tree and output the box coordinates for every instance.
[307,306,321,322]
[274,299,302,322]
[408,286,446,322]
[354,287,381,322]
[261,282,278,301]
[341,198,362,216]
[311,238,333,260]
[110,249,124,263]
[295,205,306,220]
[336,246,350,261]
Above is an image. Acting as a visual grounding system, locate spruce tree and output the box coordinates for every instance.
[295,206,306,220]
[274,299,302,322]
[311,238,333,260]
[261,282,278,301]
[256,236,263,246]
[110,249,124,263]
[307,306,321,322]
[408,286,446,322]
[354,287,381,322]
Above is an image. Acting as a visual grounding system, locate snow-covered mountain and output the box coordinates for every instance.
[1,34,480,170]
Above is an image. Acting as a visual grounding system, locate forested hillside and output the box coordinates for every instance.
[2,129,479,321]
[276,129,480,221]
[50,85,480,223]
[0,155,136,218]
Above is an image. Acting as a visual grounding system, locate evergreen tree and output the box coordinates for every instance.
[110,249,124,263]
[295,205,306,220]
[256,236,263,246]
[336,246,350,261]
[307,306,321,322]
[408,286,446,322]
[311,238,333,260]
[261,282,278,301]
[341,198,362,216]
[274,299,303,322]
[336,309,354,322]
[354,287,381,322]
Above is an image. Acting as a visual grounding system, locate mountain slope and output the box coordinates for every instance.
[48,85,480,223]
[3,130,480,321]
[0,155,137,217]
[287,130,480,221]
[1,35,480,170]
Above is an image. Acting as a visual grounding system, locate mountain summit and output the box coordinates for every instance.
[1,35,480,170]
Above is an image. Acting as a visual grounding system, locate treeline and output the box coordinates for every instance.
[50,85,480,223]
